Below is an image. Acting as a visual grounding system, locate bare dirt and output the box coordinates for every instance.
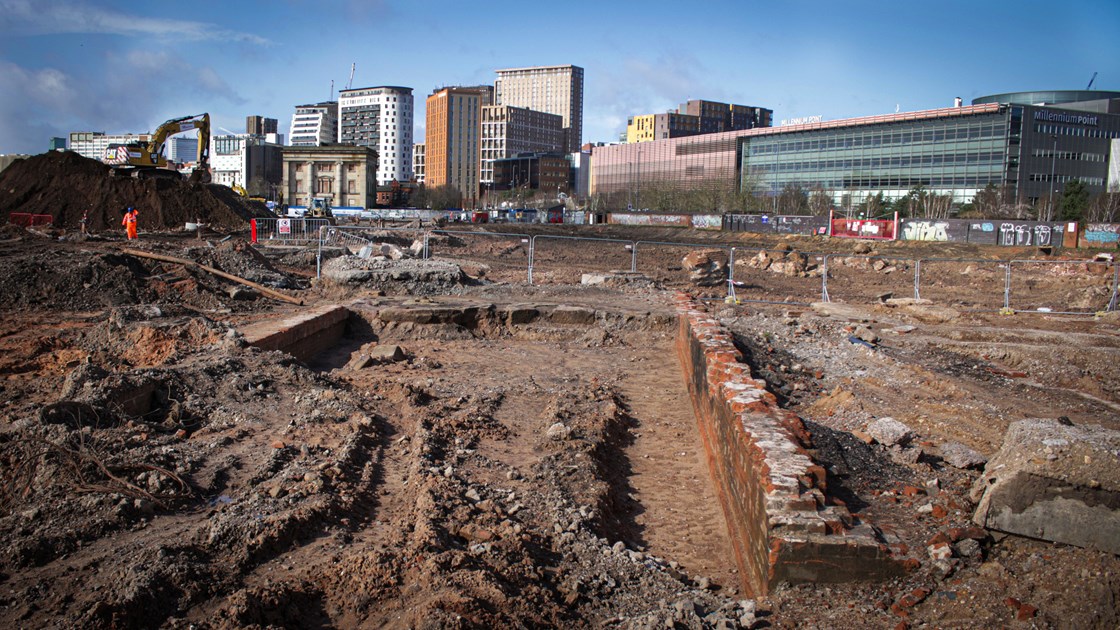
[0,218,1118,629]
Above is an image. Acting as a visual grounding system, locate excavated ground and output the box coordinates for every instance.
[0,221,1118,629]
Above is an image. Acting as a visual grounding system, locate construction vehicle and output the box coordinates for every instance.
[103,113,211,183]
[231,183,248,197]
[307,196,333,218]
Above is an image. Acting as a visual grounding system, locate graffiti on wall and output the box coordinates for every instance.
[691,214,723,229]
[999,223,1053,246]
[1084,223,1120,245]
[902,220,950,241]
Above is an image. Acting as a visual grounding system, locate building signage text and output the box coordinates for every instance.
[780,115,824,126]
[1034,109,1099,127]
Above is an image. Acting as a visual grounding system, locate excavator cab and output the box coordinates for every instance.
[307,197,333,218]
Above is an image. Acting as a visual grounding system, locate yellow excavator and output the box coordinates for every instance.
[103,113,211,183]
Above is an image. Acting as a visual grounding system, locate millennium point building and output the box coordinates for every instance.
[495,65,584,153]
[592,90,1120,208]
[425,87,482,206]
[338,86,414,185]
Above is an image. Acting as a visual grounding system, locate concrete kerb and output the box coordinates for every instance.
[674,292,906,595]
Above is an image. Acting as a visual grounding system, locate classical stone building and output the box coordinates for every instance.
[281,145,378,209]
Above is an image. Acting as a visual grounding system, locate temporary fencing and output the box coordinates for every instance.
[529,235,635,285]
[729,248,828,305]
[9,213,53,228]
[427,230,533,279]
[291,224,1118,315]
[251,217,331,244]
[819,254,918,305]
[1006,259,1117,315]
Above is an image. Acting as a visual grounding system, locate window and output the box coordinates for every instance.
[348,179,357,194]
[317,177,333,194]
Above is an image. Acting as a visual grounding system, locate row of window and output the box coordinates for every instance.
[1026,173,1105,186]
[754,151,1005,173]
[1034,124,1120,138]
[1030,149,1107,162]
[750,124,1005,155]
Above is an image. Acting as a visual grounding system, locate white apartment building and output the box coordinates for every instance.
[289,101,338,146]
[480,105,564,184]
[413,142,425,184]
[338,86,414,185]
[209,134,284,195]
[68,132,151,161]
[495,65,584,153]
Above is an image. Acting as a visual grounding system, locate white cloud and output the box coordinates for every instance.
[0,0,270,45]
[0,53,246,154]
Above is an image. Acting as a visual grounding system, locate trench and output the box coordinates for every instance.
[238,297,741,594]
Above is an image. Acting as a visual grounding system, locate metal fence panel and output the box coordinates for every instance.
[821,254,916,304]
[531,235,634,285]
[253,217,330,243]
[914,259,1008,311]
[1008,259,1117,314]
[427,230,532,282]
[730,248,827,305]
[633,241,730,288]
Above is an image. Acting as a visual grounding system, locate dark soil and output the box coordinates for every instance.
[0,151,271,232]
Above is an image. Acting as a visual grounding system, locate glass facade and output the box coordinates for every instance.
[743,112,1010,204]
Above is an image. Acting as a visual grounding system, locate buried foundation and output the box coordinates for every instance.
[674,294,907,596]
[235,295,909,599]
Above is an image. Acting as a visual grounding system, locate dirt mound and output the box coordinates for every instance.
[0,151,271,232]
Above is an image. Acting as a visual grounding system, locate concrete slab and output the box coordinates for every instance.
[971,418,1120,554]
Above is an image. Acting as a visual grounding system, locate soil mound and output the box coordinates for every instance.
[0,151,271,232]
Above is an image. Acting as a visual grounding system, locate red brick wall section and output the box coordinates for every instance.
[674,294,906,596]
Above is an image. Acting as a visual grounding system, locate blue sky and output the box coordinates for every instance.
[1,0,1118,155]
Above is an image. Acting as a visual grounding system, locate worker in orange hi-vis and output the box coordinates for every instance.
[122,207,138,240]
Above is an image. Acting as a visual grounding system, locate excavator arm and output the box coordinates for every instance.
[105,112,210,182]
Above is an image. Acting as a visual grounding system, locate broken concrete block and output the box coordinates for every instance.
[346,353,374,370]
[971,418,1120,554]
[867,417,914,447]
[938,442,987,469]
[369,345,406,363]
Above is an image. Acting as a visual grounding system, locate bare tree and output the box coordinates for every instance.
[1087,184,1120,223]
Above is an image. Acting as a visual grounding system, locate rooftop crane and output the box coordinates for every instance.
[346,63,355,90]
[1087,72,1098,90]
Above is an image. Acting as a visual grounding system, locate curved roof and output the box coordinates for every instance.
[972,90,1120,106]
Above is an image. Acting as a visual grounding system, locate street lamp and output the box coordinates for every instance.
[1047,135,1058,220]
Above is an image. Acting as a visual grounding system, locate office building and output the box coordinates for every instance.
[626,99,772,143]
[211,134,284,197]
[592,90,1120,209]
[281,145,378,209]
[246,116,278,136]
[480,105,564,184]
[166,137,200,165]
[338,86,414,184]
[495,65,584,153]
[491,152,570,194]
[425,87,481,206]
[289,102,338,147]
[49,137,66,151]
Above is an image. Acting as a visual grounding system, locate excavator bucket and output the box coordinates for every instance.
[189,168,212,184]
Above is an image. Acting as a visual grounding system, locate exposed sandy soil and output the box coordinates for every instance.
[0,219,1117,629]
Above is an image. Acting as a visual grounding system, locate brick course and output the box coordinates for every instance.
[675,294,905,595]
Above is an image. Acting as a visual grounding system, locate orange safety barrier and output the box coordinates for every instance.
[8,213,53,227]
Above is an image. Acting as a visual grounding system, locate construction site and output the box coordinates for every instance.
[1,150,1119,629]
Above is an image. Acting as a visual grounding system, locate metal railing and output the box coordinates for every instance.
[252,217,331,244]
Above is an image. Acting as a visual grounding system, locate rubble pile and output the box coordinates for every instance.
[0,151,270,232]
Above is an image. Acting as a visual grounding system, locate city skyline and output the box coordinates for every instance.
[0,0,1118,155]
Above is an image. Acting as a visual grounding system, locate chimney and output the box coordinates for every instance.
[954,97,963,108]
